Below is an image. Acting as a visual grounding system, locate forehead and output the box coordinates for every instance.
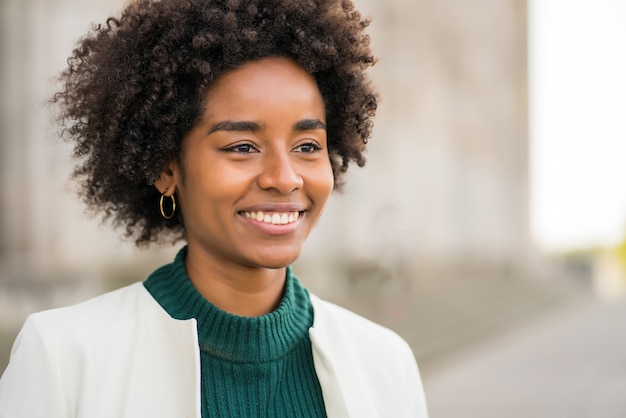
[203,57,325,117]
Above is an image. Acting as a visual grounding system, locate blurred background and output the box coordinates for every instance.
[1,0,625,416]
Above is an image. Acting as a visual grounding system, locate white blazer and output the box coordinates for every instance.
[0,283,428,417]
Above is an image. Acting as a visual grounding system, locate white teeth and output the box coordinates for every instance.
[242,211,302,225]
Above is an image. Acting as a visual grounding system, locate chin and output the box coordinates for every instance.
[251,250,302,270]
[262,261,293,270]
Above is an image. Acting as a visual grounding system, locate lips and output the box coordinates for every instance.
[241,210,302,225]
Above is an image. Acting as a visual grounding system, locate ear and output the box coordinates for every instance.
[154,160,179,195]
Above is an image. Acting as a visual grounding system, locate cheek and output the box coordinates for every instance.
[195,160,255,194]
[311,160,334,203]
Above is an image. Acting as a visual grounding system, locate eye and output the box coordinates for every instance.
[223,143,259,154]
[294,142,323,153]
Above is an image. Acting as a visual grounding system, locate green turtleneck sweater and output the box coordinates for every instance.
[143,247,327,418]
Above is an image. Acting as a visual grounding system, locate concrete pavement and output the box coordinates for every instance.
[423,296,626,418]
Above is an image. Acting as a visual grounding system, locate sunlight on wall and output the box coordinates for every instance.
[529,0,626,251]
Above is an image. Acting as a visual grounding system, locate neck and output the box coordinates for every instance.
[184,245,287,317]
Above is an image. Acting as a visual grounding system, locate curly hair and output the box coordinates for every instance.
[53,0,377,246]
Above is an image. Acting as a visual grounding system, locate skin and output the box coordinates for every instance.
[155,57,334,317]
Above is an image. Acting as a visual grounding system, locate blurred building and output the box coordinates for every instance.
[0,0,530,329]
[305,0,530,284]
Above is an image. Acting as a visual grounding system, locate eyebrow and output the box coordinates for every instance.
[208,119,326,135]
[208,121,261,134]
[294,119,327,132]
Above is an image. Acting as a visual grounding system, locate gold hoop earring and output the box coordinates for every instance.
[159,194,176,220]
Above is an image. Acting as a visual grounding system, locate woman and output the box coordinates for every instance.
[0,0,428,416]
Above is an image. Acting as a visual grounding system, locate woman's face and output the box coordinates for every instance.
[160,57,334,270]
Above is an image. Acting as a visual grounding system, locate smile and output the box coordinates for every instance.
[241,211,302,225]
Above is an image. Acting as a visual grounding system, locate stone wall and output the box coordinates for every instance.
[0,0,530,327]
[304,0,530,278]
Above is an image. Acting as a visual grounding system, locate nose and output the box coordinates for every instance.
[256,149,303,194]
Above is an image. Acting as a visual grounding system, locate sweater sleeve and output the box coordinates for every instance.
[0,315,70,418]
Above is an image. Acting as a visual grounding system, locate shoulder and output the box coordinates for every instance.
[0,283,150,416]
[310,294,412,354]
[1,283,201,417]
[5,283,153,371]
[25,282,149,338]
[309,294,428,417]
[309,294,419,379]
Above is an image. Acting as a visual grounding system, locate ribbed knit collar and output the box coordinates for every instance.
[144,246,314,363]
